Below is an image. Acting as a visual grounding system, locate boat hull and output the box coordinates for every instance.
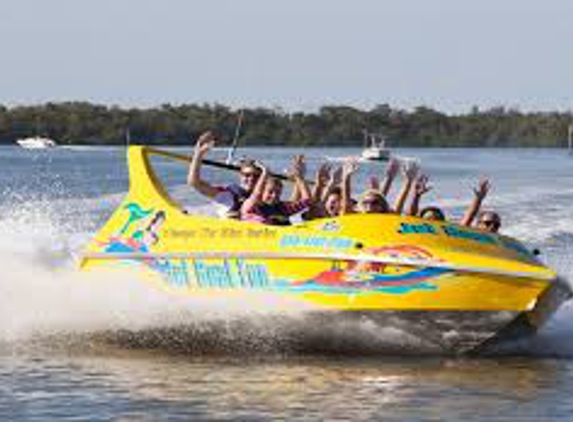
[361,148,390,161]
[16,137,57,149]
[81,258,570,354]
[86,306,569,355]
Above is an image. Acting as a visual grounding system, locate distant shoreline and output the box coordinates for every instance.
[1,102,571,148]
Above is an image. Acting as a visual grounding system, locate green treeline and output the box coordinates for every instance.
[0,102,571,147]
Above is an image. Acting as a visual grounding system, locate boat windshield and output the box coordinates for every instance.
[147,149,221,216]
[145,148,311,224]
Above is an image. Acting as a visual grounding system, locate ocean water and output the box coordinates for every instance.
[1,145,573,421]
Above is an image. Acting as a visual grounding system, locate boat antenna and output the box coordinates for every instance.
[567,124,573,155]
[226,109,245,165]
[362,128,369,148]
[125,127,131,147]
[378,132,386,148]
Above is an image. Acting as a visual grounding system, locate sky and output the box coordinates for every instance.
[0,0,572,113]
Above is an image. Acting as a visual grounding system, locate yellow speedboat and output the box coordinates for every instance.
[80,146,572,353]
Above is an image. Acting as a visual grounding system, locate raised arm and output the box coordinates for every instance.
[393,161,419,214]
[380,158,401,196]
[408,174,432,216]
[240,162,269,215]
[187,131,220,198]
[341,159,359,214]
[461,179,490,226]
[312,162,331,202]
[322,166,343,202]
[288,155,305,202]
[290,155,312,202]
[369,176,381,191]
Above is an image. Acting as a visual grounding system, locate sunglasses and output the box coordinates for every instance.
[480,219,499,228]
[362,199,388,212]
[362,199,382,206]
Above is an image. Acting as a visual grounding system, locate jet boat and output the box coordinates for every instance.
[80,146,571,354]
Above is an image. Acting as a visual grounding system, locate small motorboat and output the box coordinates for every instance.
[80,146,571,354]
[16,136,57,149]
[361,132,390,162]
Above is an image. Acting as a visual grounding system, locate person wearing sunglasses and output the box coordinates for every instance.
[419,206,446,222]
[188,131,261,218]
[359,190,391,213]
[476,211,501,233]
[340,159,391,215]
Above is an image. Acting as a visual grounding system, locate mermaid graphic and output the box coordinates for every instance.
[102,203,167,254]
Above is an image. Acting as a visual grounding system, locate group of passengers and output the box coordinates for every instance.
[188,131,502,233]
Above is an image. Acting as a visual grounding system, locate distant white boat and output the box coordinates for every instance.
[361,131,390,162]
[16,136,57,149]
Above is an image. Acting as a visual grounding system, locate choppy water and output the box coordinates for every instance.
[1,145,573,420]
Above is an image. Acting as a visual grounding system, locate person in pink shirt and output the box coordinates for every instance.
[241,156,312,225]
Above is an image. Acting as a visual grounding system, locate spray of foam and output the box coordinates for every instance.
[0,200,446,355]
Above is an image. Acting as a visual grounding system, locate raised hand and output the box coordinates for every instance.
[403,160,420,181]
[253,159,268,175]
[342,158,359,179]
[330,166,343,186]
[316,162,331,185]
[474,179,490,200]
[414,174,432,196]
[288,155,307,179]
[461,178,491,227]
[194,131,216,155]
[385,158,401,180]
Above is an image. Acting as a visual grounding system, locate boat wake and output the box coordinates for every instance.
[1,203,573,358]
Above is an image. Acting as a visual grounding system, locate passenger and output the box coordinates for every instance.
[407,174,446,221]
[241,156,312,225]
[461,179,491,227]
[420,206,446,222]
[340,159,390,214]
[476,210,501,233]
[313,165,344,217]
[359,189,390,214]
[188,131,261,218]
[301,163,348,219]
[323,187,343,217]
